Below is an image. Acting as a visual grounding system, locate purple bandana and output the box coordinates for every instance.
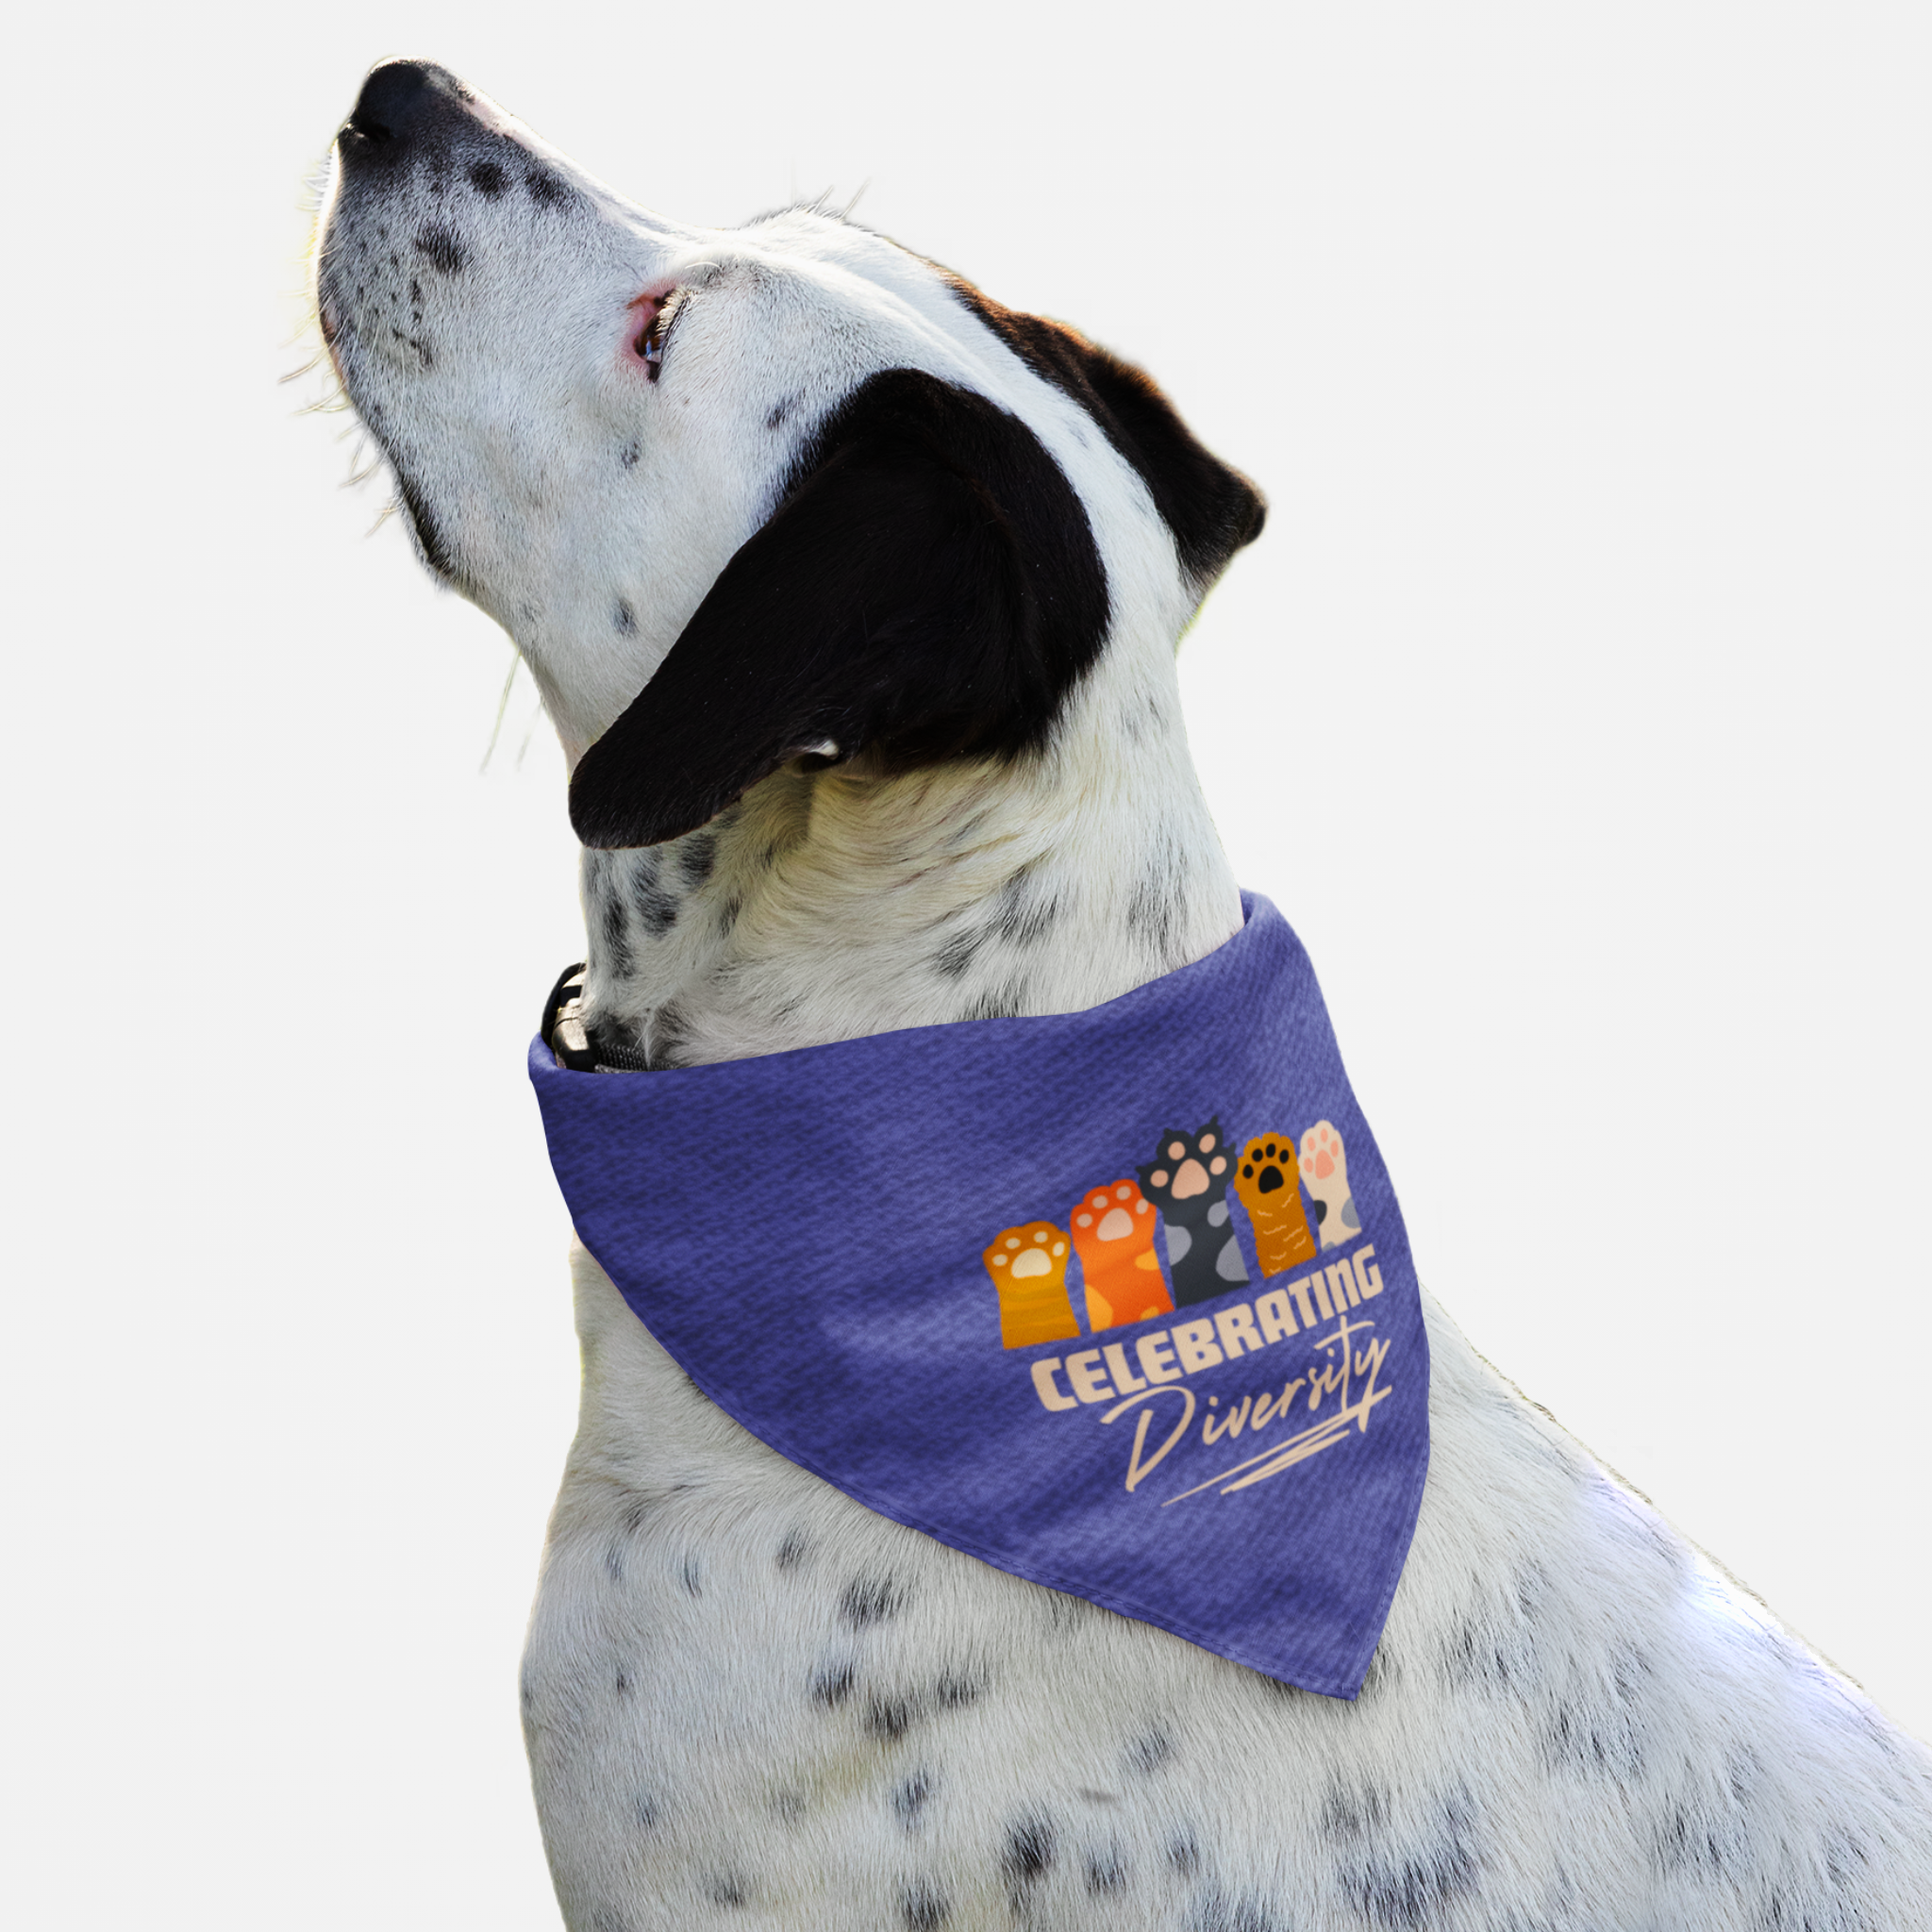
[529,894,1428,1696]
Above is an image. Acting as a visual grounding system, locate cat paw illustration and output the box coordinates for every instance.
[1069,1179,1171,1330]
[1298,1120,1360,1250]
[1234,1134,1319,1275]
[982,1222,1080,1349]
[1137,1115,1249,1307]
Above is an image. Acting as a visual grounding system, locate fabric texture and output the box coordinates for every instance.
[529,893,1428,1698]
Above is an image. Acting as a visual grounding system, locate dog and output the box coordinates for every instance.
[312,58,1932,1930]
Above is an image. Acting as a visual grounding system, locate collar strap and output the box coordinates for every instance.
[540,963,654,1074]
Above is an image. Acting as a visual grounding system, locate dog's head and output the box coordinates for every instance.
[315,60,1263,849]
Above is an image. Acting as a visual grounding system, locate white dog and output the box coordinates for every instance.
[314,59,1932,1930]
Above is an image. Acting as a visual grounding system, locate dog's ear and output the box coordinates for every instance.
[943,281,1267,591]
[569,369,1110,850]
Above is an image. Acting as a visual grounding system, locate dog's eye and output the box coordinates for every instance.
[633,290,686,383]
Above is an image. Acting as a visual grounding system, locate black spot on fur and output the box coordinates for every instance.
[768,395,798,430]
[868,1693,914,1740]
[775,1529,810,1572]
[633,1791,660,1829]
[614,598,637,636]
[467,159,507,197]
[841,1574,909,1628]
[525,167,575,208]
[678,833,717,885]
[1441,1567,1547,1696]
[718,893,742,936]
[934,1673,981,1709]
[604,1542,625,1583]
[1086,1847,1129,1895]
[1124,1727,1174,1774]
[1543,1647,1651,1782]
[620,440,641,469]
[932,926,986,978]
[772,1790,805,1824]
[1187,1891,1282,1932]
[708,1874,749,1907]
[811,1660,856,1707]
[1651,1752,1764,1883]
[894,1768,932,1827]
[1125,865,1184,962]
[901,1879,950,1929]
[1003,1816,1056,1904]
[614,1668,632,1696]
[991,862,1060,946]
[413,225,468,274]
[680,1554,702,1596]
[965,981,1026,1021]
[597,878,635,976]
[1322,1783,1390,1841]
[629,851,679,937]
[1167,1829,1201,1878]
[1345,1788,1482,1929]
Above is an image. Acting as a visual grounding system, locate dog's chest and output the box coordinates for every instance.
[520,1253,1932,1931]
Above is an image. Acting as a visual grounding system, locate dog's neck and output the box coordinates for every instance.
[574,637,1241,1068]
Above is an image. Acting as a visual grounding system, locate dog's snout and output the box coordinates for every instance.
[343,58,469,147]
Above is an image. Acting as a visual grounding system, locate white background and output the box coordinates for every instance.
[2,3,1926,1924]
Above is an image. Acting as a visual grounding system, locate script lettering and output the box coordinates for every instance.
[1101,1385,1198,1491]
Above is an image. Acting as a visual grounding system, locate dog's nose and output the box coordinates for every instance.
[344,58,468,144]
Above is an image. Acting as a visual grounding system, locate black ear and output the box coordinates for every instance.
[569,369,1110,850]
[944,280,1267,589]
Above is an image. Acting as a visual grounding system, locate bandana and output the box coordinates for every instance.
[529,893,1428,1698]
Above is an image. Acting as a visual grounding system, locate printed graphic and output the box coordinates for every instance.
[1299,1121,1359,1249]
[1025,1241,1395,1505]
[1137,1116,1250,1307]
[1233,1134,1319,1275]
[984,1223,1082,1350]
[1069,1179,1173,1331]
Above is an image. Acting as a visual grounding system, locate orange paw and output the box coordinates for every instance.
[1234,1134,1319,1276]
[982,1222,1080,1349]
[1069,1179,1173,1331]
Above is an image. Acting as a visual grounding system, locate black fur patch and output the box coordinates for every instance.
[413,225,468,275]
[1003,1816,1056,1903]
[811,1660,857,1707]
[901,1879,950,1929]
[841,1574,910,1628]
[894,1768,933,1827]
[945,279,1265,589]
[569,370,1111,849]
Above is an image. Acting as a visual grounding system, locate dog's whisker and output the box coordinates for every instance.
[480,650,521,774]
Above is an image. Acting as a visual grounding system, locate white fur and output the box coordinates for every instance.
[316,67,1932,1929]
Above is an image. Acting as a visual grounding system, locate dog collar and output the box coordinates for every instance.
[529,893,1429,1697]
